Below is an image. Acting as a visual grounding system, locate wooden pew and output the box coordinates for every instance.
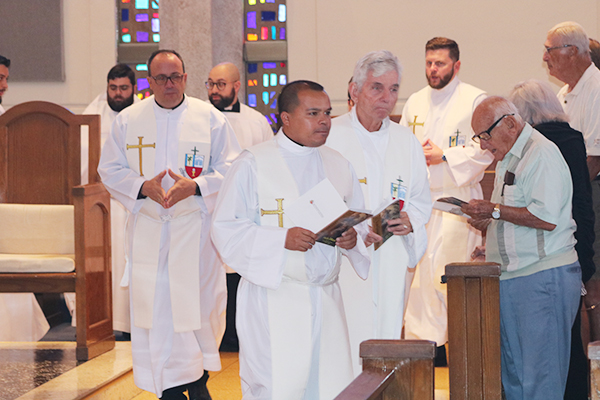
[444,262,502,399]
[335,340,436,400]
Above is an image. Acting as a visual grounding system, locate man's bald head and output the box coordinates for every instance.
[207,62,241,110]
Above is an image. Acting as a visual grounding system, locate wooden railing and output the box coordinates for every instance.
[444,262,502,399]
[335,339,436,400]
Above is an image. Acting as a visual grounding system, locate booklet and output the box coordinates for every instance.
[433,196,469,217]
[285,178,371,246]
[371,198,405,251]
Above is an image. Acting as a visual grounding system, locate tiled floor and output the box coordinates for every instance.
[133,353,450,400]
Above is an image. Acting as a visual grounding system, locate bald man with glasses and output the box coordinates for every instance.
[99,49,240,400]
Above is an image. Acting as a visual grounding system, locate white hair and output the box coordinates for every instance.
[548,21,590,56]
[352,50,403,92]
[509,79,569,126]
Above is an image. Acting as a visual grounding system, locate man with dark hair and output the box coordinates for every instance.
[212,80,371,399]
[0,55,10,114]
[73,63,140,337]
[400,37,492,358]
[205,62,271,353]
[99,50,240,400]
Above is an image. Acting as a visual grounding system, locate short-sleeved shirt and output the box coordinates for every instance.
[485,124,577,280]
[558,64,600,157]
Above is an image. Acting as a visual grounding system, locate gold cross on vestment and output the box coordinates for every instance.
[260,198,284,227]
[358,177,367,184]
[408,115,424,134]
[126,136,156,176]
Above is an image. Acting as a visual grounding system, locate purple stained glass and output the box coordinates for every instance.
[136,13,149,22]
[122,9,129,22]
[137,78,150,91]
[266,0,275,2]
[270,91,276,99]
[261,11,276,21]
[248,63,258,74]
[137,31,149,42]
[264,115,271,125]
[247,11,256,29]
[262,62,277,69]
[270,99,277,109]
[279,27,286,40]
[270,113,277,123]
[152,18,160,32]
[248,94,257,107]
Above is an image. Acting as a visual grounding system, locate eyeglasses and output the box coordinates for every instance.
[205,80,235,90]
[108,84,132,92]
[544,44,576,54]
[472,113,514,143]
[149,73,185,86]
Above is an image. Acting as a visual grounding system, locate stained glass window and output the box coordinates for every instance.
[244,0,287,131]
[118,0,160,99]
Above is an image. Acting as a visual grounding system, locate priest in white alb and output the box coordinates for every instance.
[327,50,432,376]
[98,50,240,400]
[400,37,493,350]
[211,80,371,399]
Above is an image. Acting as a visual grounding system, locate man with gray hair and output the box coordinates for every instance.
[463,96,581,400]
[327,50,432,375]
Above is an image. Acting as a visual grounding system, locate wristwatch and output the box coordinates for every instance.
[441,153,447,162]
[492,204,501,220]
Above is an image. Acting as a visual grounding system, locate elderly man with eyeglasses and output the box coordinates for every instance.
[99,49,240,400]
[462,96,581,400]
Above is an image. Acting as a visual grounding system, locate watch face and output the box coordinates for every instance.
[492,208,500,219]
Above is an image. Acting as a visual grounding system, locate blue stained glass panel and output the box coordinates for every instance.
[270,91,276,99]
[152,18,160,32]
[270,99,277,109]
[248,63,258,74]
[262,92,270,105]
[248,94,257,107]
[122,34,132,43]
[279,27,286,40]
[279,75,287,85]
[261,11,276,21]
[136,13,149,22]
[152,0,159,9]
[137,78,150,91]
[262,62,277,69]
[270,73,277,86]
[137,31,149,42]
[135,0,149,9]
[263,74,269,87]
[278,5,286,22]
[136,64,148,71]
[153,34,160,42]
[247,11,256,29]
[121,9,129,22]
[271,26,276,40]
[266,0,275,2]
[265,115,272,124]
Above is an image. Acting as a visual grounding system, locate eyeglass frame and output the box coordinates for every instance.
[544,44,576,54]
[472,113,514,143]
[205,80,237,91]
[149,73,185,86]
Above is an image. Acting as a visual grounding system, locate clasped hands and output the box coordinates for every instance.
[141,169,197,208]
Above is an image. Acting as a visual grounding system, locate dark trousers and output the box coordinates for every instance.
[220,272,241,352]
[564,298,588,400]
[160,370,211,400]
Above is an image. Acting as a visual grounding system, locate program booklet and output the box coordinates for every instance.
[315,208,372,246]
[371,198,405,251]
[433,196,469,217]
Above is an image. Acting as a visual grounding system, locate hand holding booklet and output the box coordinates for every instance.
[285,179,371,246]
[433,196,469,217]
[371,198,405,250]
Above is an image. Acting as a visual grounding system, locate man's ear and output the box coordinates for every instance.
[280,111,290,127]
[349,82,359,104]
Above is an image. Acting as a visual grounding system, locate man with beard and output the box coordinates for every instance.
[206,62,272,352]
[207,62,272,149]
[69,63,140,337]
[400,38,493,363]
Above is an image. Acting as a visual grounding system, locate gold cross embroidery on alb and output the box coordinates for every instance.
[126,136,156,176]
[260,198,285,227]
[408,115,424,135]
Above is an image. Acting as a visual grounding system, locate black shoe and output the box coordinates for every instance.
[160,384,188,400]
[187,370,212,400]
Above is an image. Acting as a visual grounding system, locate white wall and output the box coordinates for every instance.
[3,0,116,113]
[288,0,600,115]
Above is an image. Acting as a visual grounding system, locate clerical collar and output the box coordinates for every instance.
[155,94,186,110]
[431,77,460,105]
[222,100,241,113]
[281,129,305,147]
[276,129,316,156]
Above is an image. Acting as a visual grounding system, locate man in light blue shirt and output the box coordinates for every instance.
[462,96,581,400]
